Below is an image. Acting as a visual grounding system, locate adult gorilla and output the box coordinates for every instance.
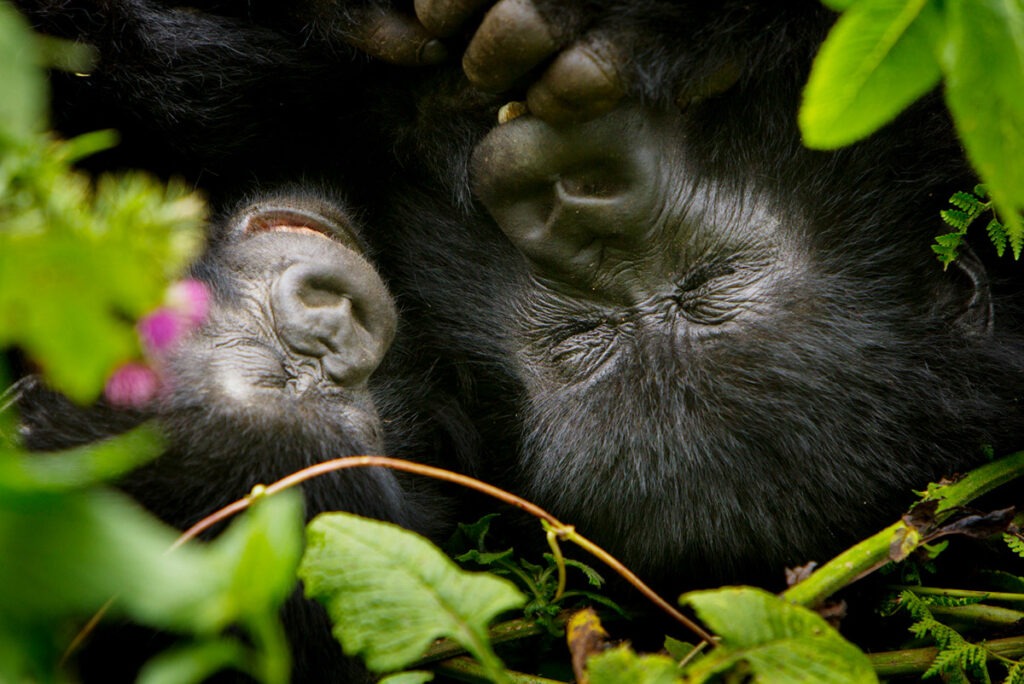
[15,0,1024,599]
[368,0,1024,584]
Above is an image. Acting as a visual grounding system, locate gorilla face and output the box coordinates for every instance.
[17,192,445,683]
[463,102,1024,582]
[162,196,395,452]
[20,193,424,533]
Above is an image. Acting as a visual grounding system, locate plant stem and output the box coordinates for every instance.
[417,618,552,664]
[173,455,717,643]
[783,450,1024,607]
[887,585,1024,604]
[869,635,1024,676]
[434,655,568,683]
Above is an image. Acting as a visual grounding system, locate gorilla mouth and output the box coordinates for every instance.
[240,206,363,254]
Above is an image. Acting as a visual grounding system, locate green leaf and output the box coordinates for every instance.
[0,488,213,626]
[0,167,204,401]
[680,587,878,683]
[800,0,943,149]
[0,423,165,495]
[0,2,47,136]
[379,672,435,684]
[137,639,249,684]
[943,0,1024,257]
[587,646,682,684]
[663,636,699,663]
[202,491,304,629]
[299,512,524,679]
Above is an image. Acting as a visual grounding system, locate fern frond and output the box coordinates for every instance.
[924,647,963,679]
[949,190,983,213]
[963,644,992,684]
[928,594,986,608]
[936,184,1017,265]
[1004,533,1024,558]
[933,233,964,268]
[902,590,995,682]
[1005,661,1024,684]
[942,208,973,230]
[988,219,1009,257]
[935,233,966,248]
[1008,222,1024,261]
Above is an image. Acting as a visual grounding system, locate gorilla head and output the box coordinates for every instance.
[16,190,447,683]
[19,191,437,534]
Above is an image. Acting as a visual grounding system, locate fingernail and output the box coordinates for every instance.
[419,38,448,65]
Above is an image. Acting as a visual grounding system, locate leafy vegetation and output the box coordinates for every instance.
[934,185,1008,268]
[800,0,1024,259]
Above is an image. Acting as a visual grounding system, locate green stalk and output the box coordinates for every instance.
[784,451,1024,607]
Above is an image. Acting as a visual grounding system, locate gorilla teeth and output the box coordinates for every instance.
[498,101,528,124]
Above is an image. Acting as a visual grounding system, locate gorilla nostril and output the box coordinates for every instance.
[271,259,396,387]
[297,275,350,309]
[273,263,362,358]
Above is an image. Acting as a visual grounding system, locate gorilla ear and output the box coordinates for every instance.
[951,243,993,335]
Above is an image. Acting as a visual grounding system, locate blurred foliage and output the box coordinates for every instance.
[0,1,204,403]
[800,0,1024,258]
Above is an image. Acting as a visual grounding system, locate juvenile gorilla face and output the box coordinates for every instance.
[463,102,1024,582]
[166,197,395,446]
[19,194,441,683]
[130,194,411,527]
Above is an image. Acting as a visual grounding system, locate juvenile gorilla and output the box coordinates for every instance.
[16,0,1024,599]
[18,191,450,681]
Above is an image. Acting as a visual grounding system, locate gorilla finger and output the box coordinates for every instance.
[346,9,447,66]
[414,0,492,38]
[463,0,561,93]
[525,38,626,124]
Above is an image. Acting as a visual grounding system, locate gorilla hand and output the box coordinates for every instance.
[415,0,625,122]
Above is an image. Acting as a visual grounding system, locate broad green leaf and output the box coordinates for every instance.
[0,489,300,683]
[203,492,304,628]
[137,639,249,684]
[821,0,856,10]
[800,0,943,149]
[0,488,213,626]
[943,0,1024,256]
[0,2,46,136]
[300,512,524,679]
[0,423,165,495]
[0,623,54,684]
[587,646,682,684]
[680,587,877,683]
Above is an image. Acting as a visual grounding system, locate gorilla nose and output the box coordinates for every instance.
[271,259,396,387]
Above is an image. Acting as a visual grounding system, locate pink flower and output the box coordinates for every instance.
[136,280,212,354]
[104,363,160,408]
[166,279,210,327]
[138,308,185,353]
